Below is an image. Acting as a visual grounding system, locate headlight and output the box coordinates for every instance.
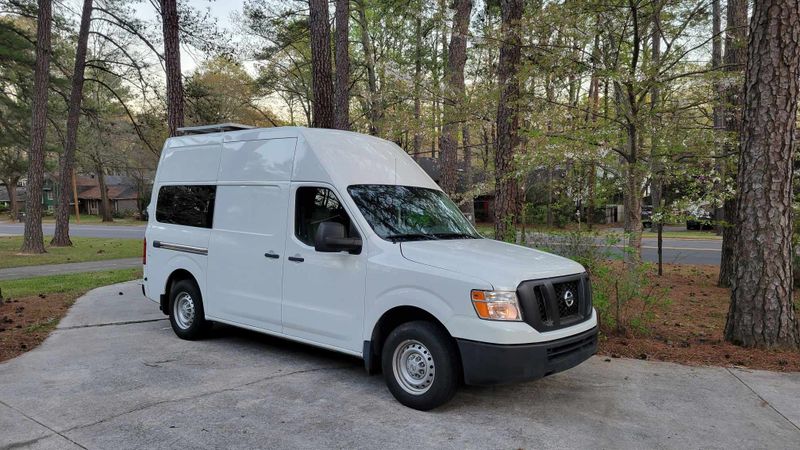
[471,290,523,321]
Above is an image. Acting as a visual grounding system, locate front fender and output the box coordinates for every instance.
[366,286,455,338]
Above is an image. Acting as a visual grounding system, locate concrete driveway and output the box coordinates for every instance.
[1,282,798,449]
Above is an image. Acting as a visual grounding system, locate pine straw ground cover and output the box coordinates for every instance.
[598,263,800,372]
[0,269,142,362]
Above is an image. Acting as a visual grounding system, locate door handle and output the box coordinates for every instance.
[288,256,304,263]
[264,252,280,259]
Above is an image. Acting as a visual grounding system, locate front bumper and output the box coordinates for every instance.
[456,326,598,385]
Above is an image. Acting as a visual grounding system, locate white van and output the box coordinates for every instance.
[143,124,598,410]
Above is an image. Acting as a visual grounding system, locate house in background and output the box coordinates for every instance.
[1,174,141,217]
[0,178,56,213]
[74,175,140,215]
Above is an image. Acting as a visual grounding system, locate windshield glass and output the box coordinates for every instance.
[347,185,480,241]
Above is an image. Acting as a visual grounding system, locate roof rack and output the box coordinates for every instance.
[176,123,255,135]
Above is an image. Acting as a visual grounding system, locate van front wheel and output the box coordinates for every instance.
[168,279,209,340]
[381,321,459,410]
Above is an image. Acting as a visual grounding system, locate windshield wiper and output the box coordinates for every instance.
[433,232,480,240]
[385,233,439,243]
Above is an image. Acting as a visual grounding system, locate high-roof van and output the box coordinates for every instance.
[143,124,597,410]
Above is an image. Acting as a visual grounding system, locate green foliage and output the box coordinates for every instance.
[526,230,671,334]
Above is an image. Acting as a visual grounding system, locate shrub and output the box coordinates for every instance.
[524,230,670,335]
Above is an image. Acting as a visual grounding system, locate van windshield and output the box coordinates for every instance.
[347,185,480,242]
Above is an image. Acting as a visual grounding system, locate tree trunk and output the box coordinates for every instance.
[4,178,19,219]
[333,0,350,130]
[651,2,663,273]
[97,167,113,222]
[21,0,52,254]
[725,0,800,349]
[718,0,748,287]
[462,124,475,224]
[413,15,423,156]
[356,0,379,135]
[439,0,472,195]
[624,123,643,266]
[310,0,334,129]
[52,0,93,247]
[711,0,725,237]
[493,0,523,242]
[161,0,184,137]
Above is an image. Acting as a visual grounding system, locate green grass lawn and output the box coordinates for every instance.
[474,223,721,240]
[0,268,142,298]
[642,230,721,240]
[0,236,141,269]
[39,215,144,226]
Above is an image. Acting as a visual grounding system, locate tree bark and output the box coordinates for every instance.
[309,0,334,129]
[21,0,52,254]
[624,125,643,266]
[718,0,748,287]
[651,2,663,273]
[161,0,184,137]
[52,0,93,247]
[439,0,472,195]
[333,0,350,130]
[96,167,112,222]
[413,15,423,156]
[462,124,475,223]
[493,0,523,241]
[355,0,379,134]
[711,0,724,238]
[4,178,19,219]
[725,0,800,349]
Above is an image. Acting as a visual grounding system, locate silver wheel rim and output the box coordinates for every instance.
[392,339,435,395]
[173,292,195,330]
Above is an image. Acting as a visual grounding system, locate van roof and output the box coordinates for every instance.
[158,126,439,190]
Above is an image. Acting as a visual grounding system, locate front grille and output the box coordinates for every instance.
[534,286,549,323]
[517,273,592,332]
[554,280,580,318]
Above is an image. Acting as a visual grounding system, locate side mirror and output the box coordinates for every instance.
[314,221,362,254]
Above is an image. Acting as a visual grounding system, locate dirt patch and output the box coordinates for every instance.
[598,264,800,372]
[0,293,76,362]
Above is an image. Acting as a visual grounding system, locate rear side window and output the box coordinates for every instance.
[156,185,216,228]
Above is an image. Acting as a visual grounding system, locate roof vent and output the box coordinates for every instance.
[177,123,255,135]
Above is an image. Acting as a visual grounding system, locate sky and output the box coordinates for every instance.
[132,0,248,74]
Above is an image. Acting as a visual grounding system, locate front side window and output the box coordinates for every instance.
[347,184,479,242]
[295,186,356,246]
[156,185,216,228]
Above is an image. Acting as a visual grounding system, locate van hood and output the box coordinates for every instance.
[400,238,585,290]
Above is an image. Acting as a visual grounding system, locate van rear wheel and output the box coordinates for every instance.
[381,321,459,410]
[168,279,209,340]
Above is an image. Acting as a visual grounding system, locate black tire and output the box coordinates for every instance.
[381,321,460,411]
[168,279,210,340]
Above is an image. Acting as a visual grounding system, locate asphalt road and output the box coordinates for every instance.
[641,237,721,265]
[0,281,798,449]
[0,222,722,265]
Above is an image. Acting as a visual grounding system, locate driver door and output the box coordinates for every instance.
[281,183,366,353]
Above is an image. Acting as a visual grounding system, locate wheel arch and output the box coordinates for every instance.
[363,305,453,375]
[160,268,200,315]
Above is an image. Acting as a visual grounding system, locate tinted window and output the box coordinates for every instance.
[347,184,479,241]
[156,185,216,228]
[295,187,355,246]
